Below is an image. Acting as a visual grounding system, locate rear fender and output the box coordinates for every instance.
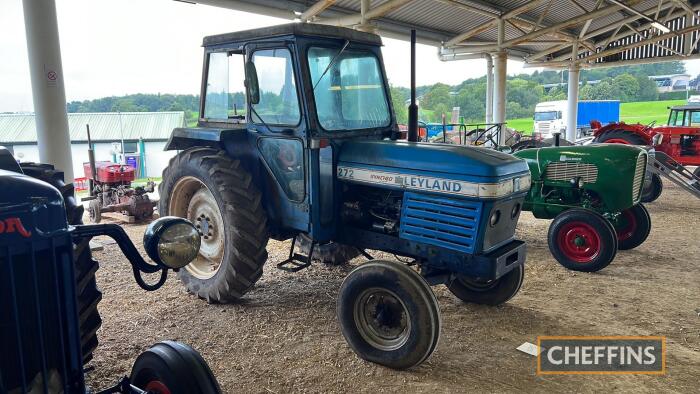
[593,122,651,143]
[164,127,248,151]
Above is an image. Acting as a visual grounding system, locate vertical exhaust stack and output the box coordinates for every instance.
[407,29,418,143]
[86,124,97,196]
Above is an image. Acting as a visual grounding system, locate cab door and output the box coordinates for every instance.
[246,45,309,232]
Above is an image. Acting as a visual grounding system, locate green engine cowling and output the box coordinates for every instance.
[513,144,647,219]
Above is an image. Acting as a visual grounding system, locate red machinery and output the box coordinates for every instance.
[591,104,700,201]
[82,126,156,223]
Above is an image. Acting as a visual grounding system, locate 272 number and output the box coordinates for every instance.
[337,168,354,178]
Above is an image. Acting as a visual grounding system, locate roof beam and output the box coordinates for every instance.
[526,52,700,69]
[501,0,642,48]
[300,0,336,22]
[321,0,414,26]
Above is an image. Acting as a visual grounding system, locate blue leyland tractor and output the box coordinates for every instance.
[0,148,221,393]
[158,24,531,369]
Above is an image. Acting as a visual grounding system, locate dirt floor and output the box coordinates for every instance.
[85,182,699,393]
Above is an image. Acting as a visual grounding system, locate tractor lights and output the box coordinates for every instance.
[144,217,201,269]
[652,133,663,146]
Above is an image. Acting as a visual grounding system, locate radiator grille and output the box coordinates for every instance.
[399,192,482,254]
[544,162,599,184]
[0,209,84,394]
[632,153,647,201]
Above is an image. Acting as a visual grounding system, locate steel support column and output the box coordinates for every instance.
[493,19,507,144]
[485,54,494,124]
[566,64,580,142]
[22,0,73,181]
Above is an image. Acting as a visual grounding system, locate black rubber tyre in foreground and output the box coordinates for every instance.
[614,204,652,250]
[337,260,441,369]
[447,264,524,306]
[19,163,102,364]
[641,173,663,203]
[159,148,269,303]
[548,209,618,272]
[130,341,221,394]
[296,233,360,265]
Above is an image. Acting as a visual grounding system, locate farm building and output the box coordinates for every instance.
[649,74,691,93]
[0,111,182,178]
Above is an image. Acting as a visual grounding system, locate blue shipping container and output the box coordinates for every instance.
[577,100,620,128]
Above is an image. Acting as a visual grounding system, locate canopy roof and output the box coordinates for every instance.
[187,0,700,69]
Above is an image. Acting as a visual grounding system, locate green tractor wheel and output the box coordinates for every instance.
[547,209,618,272]
[613,204,652,250]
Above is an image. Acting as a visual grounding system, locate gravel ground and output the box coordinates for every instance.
[85,182,699,393]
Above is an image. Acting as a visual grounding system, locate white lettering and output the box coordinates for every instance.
[628,346,643,365]
[643,346,656,365]
[564,346,579,365]
[594,346,605,364]
[581,346,593,365]
[547,346,563,365]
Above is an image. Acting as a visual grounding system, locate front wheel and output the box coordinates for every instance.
[548,209,618,272]
[337,260,441,369]
[613,204,652,250]
[130,341,221,394]
[641,173,663,203]
[446,264,524,306]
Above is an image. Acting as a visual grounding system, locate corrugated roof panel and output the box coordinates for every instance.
[0,112,184,144]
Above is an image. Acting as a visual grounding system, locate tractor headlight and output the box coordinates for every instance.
[652,133,663,146]
[478,175,531,198]
[143,217,201,269]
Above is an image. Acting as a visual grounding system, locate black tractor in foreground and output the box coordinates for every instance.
[0,147,220,394]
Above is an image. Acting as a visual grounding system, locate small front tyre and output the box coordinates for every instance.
[548,209,618,272]
[641,173,663,203]
[446,264,524,306]
[130,341,221,394]
[613,204,652,250]
[337,260,441,369]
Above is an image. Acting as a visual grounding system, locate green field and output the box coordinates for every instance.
[507,99,686,134]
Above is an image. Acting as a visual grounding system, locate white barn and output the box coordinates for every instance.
[0,112,184,178]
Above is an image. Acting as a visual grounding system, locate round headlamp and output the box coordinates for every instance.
[144,216,201,269]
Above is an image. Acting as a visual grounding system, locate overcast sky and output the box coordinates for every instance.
[2,0,700,113]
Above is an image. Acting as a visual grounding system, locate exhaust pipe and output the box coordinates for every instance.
[407,29,418,143]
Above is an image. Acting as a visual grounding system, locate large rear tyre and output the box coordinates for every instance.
[337,260,441,369]
[296,233,359,265]
[19,163,102,364]
[130,341,221,394]
[613,204,652,250]
[594,129,648,145]
[548,209,618,272]
[446,264,524,306]
[159,148,269,303]
[641,173,663,203]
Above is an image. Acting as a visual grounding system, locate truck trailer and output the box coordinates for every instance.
[534,100,620,139]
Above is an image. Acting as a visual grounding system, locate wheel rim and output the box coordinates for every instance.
[170,176,224,280]
[353,288,411,351]
[603,138,631,144]
[616,209,637,241]
[145,380,172,394]
[556,222,601,263]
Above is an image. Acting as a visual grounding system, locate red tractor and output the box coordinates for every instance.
[592,104,700,201]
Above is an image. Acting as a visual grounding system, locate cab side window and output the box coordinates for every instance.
[689,111,700,126]
[250,49,300,126]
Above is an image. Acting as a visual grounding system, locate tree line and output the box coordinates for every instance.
[67,61,692,125]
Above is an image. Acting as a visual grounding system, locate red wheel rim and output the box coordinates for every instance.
[556,221,601,263]
[145,380,172,394]
[616,209,637,241]
[603,138,631,144]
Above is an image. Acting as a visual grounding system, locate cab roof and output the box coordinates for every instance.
[670,104,700,111]
[203,23,383,47]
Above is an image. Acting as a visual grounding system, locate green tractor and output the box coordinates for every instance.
[513,144,651,272]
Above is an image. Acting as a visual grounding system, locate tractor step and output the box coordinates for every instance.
[648,150,700,199]
[276,253,312,272]
[276,235,315,272]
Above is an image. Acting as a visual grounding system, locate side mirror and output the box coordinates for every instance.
[143,217,201,269]
[245,60,260,105]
